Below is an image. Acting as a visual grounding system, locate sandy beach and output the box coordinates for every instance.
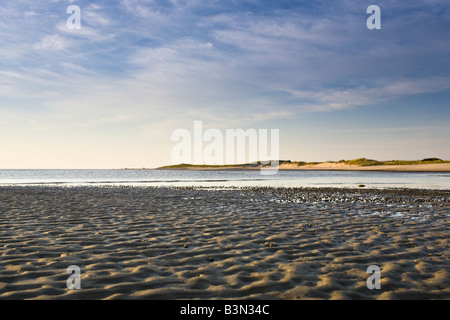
[288,163,450,172]
[0,186,448,300]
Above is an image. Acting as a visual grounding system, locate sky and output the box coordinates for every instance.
[0,0,449,169]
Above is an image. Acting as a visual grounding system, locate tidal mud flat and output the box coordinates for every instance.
[0,186,448,300]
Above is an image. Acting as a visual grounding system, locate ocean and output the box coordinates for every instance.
[0,169,449,189]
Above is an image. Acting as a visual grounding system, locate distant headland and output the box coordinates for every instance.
[153,158,450,172]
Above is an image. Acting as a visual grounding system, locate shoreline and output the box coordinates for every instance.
[154,163,450,173]
[0,185,448,300]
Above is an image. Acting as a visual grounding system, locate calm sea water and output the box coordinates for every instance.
[0,169,449,189]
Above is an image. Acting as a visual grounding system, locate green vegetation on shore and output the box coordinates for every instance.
[292,158,450,167]
[157,158,450,169]
[331,158,450,167]
[158,163,240,169]
[157,162,267,169]
[282,158,450,167]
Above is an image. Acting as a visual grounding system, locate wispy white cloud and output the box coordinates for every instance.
[24,11,39,17]
[288,76,450,112]
[35,34,68,51]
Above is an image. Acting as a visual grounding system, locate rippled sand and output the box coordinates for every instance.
[0,186,448,300]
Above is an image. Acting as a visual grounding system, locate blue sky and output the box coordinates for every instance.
[0,0,449,168]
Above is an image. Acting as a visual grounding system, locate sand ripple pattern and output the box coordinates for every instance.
[0,186,448,299]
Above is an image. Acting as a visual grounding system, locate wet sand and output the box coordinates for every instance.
[0,186,448,300]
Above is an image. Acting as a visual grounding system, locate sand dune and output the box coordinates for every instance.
[290,162,450,172]
[0,186,448,300]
